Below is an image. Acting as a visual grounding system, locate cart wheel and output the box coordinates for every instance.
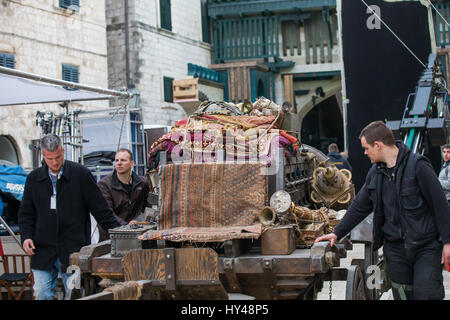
[345,265,366,300]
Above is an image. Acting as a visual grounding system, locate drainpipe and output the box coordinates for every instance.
[124,0,131,88]
[336,0,348,152]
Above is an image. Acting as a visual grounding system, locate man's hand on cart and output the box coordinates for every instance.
[314,233,337,247]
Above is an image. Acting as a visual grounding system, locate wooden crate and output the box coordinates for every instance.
[261,225,296,255]
[173,78,198,100]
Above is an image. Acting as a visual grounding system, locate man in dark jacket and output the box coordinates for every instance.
[327,143,352,171]
[18,134,120,300]
[315,121,450,300]
[97,148,150,241]
[438,143,450,204]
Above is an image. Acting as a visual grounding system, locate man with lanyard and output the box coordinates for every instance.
[19,134,120,299]
[315,121,450,300]
[48,165,62,211]
[97,148,150,241]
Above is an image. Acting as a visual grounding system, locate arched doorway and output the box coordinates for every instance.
[300,95,344,155]
[0,135,19,165]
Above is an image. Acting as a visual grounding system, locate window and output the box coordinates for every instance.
[163,76,174,102]
[59,0,80,11]
[0,53,15,69]
[160,0,172,31]
[62,64,79,90]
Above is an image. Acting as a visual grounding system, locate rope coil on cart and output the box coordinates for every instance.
[104,281,143,300]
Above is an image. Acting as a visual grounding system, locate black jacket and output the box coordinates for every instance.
[327,151,352,171]
[18,160,120,272]
[97,170,150,241]
[333,142,450,250]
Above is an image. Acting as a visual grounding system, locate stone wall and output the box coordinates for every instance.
[106,0,213,127]
[0,0,110,170]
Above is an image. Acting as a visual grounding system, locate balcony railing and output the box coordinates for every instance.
[208,0,336,18]
[214,16,279,62]
[434,2,450,47]
[212,9,338,65]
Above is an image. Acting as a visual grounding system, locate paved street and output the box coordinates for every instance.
[0,236,30,275]
[1,236,25,256]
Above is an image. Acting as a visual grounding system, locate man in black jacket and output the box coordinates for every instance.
[315,121,450,300]
[438,143,450,204]
[97,148,150,241]
[18,134,120,300]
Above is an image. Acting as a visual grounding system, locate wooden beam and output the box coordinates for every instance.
[209,60,269,72]
[208,0,336,19]
[283,74,294,106]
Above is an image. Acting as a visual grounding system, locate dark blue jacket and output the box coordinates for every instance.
[327,151,352,171]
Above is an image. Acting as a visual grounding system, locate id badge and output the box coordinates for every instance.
[50,196,56,210]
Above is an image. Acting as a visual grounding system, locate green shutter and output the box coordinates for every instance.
[0,53,15,69]
[160,0,172,31]
[59,0,79,11]
[163,76,174,102]
[59,0,69,8]
[62,64,79,90]
[201,0,211,43]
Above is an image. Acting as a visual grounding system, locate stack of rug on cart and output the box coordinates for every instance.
[141,97,300,243]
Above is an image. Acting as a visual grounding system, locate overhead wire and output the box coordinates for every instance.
[425,1,450,94]
[427,0,450,29]
[360,0,427,69]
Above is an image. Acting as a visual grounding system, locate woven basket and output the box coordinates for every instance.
[327,219,340,233]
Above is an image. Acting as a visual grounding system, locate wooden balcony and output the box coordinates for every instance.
[434,2,450,47]
[211,6,340,67]
[208,0,336,19]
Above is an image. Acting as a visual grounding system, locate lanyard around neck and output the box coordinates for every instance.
[48,168,63,196]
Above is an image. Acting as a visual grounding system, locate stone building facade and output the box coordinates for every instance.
[0,0,110,170]
[105,0,212,127]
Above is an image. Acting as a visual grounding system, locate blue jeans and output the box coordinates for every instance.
[32,258,71,300]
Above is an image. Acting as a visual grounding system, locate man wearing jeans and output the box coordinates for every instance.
[18,134,120,299]
[315,121,450,300]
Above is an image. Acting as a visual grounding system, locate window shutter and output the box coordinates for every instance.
[62,64,79,90]
[0,53,15,69]
[160,0,172,31]
[60,0,80,10]
[163,76,174,102]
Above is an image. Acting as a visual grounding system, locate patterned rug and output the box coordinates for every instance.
[140,162,267,242]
